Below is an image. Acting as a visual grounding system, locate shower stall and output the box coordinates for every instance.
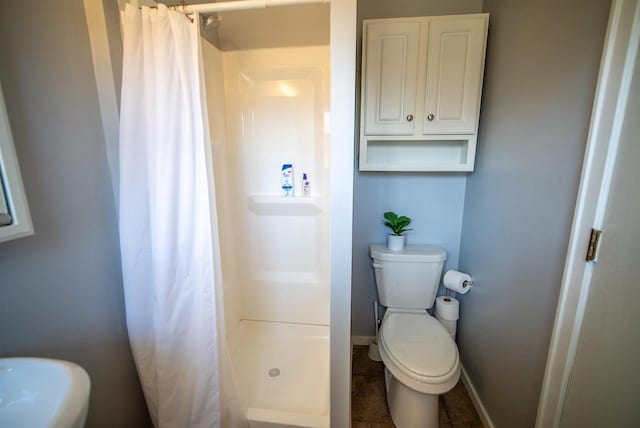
[197,2,353,426]
[87,0,354,425]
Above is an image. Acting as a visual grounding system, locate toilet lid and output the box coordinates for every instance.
[381,312,458,379]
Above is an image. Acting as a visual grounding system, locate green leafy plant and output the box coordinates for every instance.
[383,211,412,236]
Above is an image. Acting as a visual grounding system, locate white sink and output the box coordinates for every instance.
[0,358,90,428]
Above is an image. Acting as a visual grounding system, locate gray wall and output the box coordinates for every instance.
[351,0,483,336]
[457,0,611,426]
[0,1,150,426]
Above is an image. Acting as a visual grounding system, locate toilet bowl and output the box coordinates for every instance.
[369,244,459,428]
[378,309,460,428]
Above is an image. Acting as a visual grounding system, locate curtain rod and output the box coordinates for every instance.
[182,0,330,14]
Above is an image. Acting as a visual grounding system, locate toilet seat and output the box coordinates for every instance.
[379,310,460,395]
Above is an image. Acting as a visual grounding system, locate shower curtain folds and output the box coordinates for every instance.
[118,4,226,427]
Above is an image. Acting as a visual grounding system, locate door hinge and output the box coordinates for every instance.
[586,228,602,262]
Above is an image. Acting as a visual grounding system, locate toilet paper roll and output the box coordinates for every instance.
[443,270,473,294]
[368,337,382,362]
[436,314,457,338]
[435,295,460,321]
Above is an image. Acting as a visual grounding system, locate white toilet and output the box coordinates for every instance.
[370,244,460,428]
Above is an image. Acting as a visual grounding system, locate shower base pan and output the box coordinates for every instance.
[231,320,330,428]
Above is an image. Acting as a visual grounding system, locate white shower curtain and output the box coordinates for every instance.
[118,4,227,427]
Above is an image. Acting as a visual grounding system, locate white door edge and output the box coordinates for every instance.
[535,1,640,427]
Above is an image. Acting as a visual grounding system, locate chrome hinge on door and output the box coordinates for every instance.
[586,228,603,262]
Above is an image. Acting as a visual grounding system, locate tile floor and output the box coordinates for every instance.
[351,345,483,428]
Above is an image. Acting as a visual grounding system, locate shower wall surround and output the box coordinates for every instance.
[207,45,331,327]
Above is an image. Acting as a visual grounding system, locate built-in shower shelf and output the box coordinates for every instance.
[248,195,322,216]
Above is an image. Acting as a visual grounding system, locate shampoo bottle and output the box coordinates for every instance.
[281,164,294,197]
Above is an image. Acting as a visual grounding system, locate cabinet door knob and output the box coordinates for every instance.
[406,114,414,122]
[427,113,435,121]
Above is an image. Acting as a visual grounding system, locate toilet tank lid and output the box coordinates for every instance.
[370,244,447,262]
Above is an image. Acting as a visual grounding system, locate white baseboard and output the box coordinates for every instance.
[461,365,495,428]
[351,335,375,346]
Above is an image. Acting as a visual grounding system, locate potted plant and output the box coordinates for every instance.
[383,211,412,251]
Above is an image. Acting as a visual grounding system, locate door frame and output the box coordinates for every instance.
[535,0,640,426]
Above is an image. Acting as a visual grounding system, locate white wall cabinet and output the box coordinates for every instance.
[360,14,489,172]
[363,21,420,136]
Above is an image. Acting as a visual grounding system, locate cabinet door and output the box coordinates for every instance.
[363,21,420,136]
[423,16,487,134]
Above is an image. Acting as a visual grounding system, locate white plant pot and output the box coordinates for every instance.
[387,234,406,251]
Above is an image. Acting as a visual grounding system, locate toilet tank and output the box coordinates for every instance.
[370,244,447,309]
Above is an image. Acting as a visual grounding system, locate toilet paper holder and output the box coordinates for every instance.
[445,280,472,296]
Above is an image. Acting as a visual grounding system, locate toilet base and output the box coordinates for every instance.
[384,368,439,428]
